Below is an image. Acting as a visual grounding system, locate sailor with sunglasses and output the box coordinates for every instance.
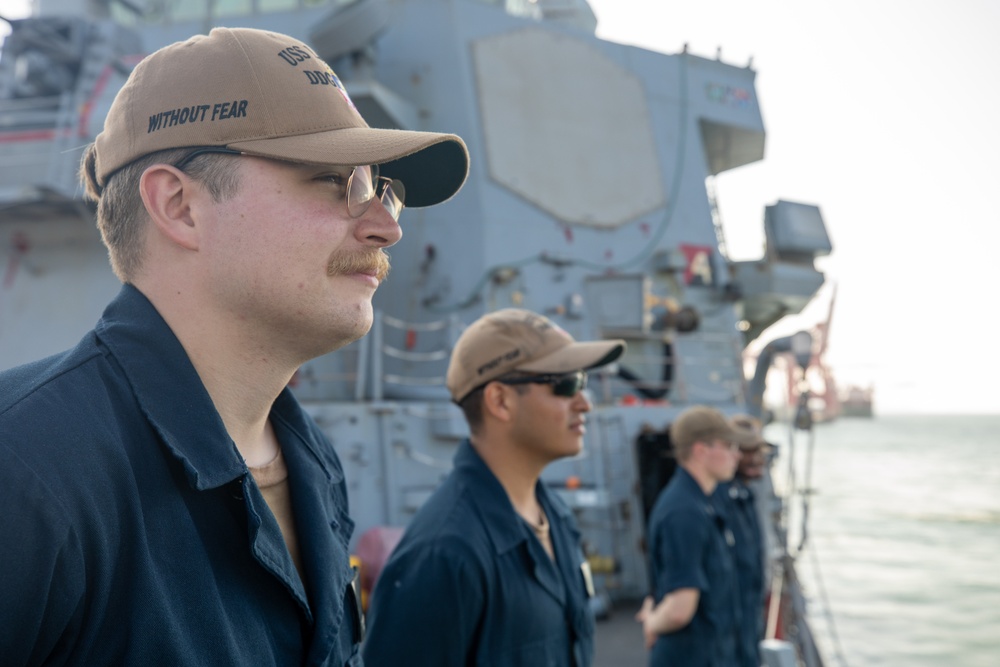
[363,309,625,667]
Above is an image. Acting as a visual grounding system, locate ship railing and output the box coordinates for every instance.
[368,311,462,401]
[0,94,65,130]
[0,90,84,199]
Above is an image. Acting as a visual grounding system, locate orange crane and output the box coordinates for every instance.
[783,284,839,422]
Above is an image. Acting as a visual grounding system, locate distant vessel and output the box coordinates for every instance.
[840,384,875,418]
[1,1,835,664]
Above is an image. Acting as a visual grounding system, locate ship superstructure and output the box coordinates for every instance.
[0,1,832,663]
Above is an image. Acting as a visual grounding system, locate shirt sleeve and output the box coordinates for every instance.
[0,456,85,666]
[362,536,486,666]
[652,505,711,595]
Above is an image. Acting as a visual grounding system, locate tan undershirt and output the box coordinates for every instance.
[528,508,556,561]
[248,448,304,581]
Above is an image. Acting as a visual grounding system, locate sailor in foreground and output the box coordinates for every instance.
[362,309,625,666]
[0,27,468,666]
[637,405,757,667]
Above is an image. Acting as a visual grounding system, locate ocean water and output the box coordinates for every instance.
[765,414,1000,667]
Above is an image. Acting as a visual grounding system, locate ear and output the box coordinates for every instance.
[481,382,517,424]
[690,439,709,460]
[138,164,201,251]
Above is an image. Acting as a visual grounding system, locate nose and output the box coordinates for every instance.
[573,390,593,413]
[357,196,403,248]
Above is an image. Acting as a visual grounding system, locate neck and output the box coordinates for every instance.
[470,435,545,523]
[681,461,719,496]
[135,282,296,466]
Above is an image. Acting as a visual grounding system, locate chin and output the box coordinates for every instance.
[338,320,374,350]
[307,312,374,358]
[341,303,375,337]
[557,440,584,460]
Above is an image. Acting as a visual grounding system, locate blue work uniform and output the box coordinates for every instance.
[0,285,363,667]
[362,439,595,667]
[646,467,739,667]
[715,480,765,667]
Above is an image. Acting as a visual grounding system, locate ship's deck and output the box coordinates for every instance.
[594,598,648,666]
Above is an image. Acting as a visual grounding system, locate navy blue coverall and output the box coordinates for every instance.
[646,467,740,667]
[362,439,594,667]
[716,479,766,667]
[0,285,363,666]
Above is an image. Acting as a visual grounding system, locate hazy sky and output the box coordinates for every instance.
[0,1,26,22]
[589,0,1000,415]
[3,0,997,413]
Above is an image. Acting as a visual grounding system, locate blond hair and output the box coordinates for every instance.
[80,145,242,282]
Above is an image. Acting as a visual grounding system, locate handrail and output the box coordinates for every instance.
[370,311,460,398]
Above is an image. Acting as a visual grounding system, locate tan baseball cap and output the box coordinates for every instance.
[730,414,769,449]
[446,309,625,403]
[93,27,469,207]
[670,406,760,451]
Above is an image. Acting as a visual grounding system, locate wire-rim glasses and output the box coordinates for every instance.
[172,148,406,221]
[347,164,406,222]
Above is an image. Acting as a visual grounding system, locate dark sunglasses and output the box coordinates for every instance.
[497,371,588,398]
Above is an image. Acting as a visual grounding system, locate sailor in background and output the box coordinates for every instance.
[362,309,625,667]
[715,415,771,667]
[637,405,756,667]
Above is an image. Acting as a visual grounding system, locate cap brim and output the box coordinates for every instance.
[230,127,469,208]
[739,440,771,451]
[516,339,625,375]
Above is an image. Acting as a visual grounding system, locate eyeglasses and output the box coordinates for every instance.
[173,146,243,170]
[346,163,406,222]
[172,148,407,222]
[497,371,588,398]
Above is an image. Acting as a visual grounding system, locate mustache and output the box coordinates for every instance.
[327,248,391,283]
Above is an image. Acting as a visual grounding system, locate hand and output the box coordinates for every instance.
[635,595,652,623]
[635,596,657,649]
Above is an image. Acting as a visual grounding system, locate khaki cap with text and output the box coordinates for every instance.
[446,309,625,403]
[730,414,769,449]
[93,27,469,207]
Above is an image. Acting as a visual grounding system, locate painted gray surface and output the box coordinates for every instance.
[0,2,829,661]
